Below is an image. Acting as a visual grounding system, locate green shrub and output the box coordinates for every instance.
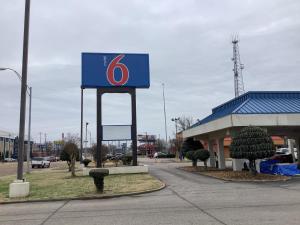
[83,158,91,167]
[194,149,210,168]
[89,168,109,193]
[185,149,210,167]
[185,151,198,167]
[181,138,206,167]
[121,155,133,165]
[230,126,275,175]
[157,154,176,158]
[181,138,204,156]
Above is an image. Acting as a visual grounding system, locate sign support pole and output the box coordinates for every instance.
[131,88,138,166]
[95,87,138,166]
[80,88,83,163]
[96,89,103,168]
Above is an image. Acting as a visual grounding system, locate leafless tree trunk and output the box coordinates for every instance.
[178,116,194,131]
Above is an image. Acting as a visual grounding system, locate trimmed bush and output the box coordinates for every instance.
[157,154,176,158]
[185,151,197,167]
[185,149,210,167]
[121,155,133,165]
[194,149,210,168]
[181,138,205,167]
[181,138,204,156]
[89,168,109,192]
[83,158,91,167]
[230,126,275,175]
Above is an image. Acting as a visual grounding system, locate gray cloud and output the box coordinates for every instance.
[0,0,299,141]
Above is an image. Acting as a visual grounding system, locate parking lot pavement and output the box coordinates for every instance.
[0,161,66,177]
[1,162,300,225]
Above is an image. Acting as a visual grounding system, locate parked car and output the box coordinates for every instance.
[49,156,56,162]
[270,148,295,163]
[276,148,298,160]
[4,158,17,162]
[31,157,51,168]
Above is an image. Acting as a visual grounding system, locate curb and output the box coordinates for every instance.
[177,167,291,182]
[0,182,166,205]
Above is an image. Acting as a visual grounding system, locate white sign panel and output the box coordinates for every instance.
[103,125,131,141]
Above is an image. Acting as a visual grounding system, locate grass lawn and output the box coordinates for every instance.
[0,169,163,203]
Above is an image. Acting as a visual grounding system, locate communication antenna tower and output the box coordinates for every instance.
[232,35,245,97]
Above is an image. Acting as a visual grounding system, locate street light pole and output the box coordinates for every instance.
[0,68,32,173]
[26,87,32,173]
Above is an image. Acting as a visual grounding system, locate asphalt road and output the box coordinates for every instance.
[1,161,300,225]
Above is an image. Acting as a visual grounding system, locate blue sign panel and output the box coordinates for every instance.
[82,53,150,88]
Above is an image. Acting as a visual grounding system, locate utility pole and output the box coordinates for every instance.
[16,0,31,181]
[162,83,168,147]
[44,133,47,152]
[89,131,92,148]
[39,132,42,151]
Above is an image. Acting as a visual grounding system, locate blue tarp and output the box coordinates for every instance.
[260,160,300,176]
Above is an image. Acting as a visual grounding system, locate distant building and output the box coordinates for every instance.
[0,130,15,159]
[0,129,33,160]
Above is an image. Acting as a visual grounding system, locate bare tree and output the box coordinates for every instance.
[177,116,194,131]
[63,142,79,177]
[156,138,167,152]
[65,133,81,146]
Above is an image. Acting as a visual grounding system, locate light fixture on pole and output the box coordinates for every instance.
[0,67,32,174]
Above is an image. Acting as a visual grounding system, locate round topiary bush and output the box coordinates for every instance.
[89,168,109,192]
[83,158,91,167]
[181,138,205,167]
[230,126,275,175]
[194,149,210,168]
[185,151,197,166]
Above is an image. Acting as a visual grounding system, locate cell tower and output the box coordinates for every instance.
[232,36,245,97]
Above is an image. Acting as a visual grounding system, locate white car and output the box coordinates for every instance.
[31,157,51,168]
[4,158,17,162]
[276,148,298,160]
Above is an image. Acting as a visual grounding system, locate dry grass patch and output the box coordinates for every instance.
[180,166,290,181]
[0,170,163,203]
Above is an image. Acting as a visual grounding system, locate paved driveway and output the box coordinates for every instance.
[1,161,300,225]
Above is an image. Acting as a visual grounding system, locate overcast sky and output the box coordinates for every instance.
[0,0,299,142]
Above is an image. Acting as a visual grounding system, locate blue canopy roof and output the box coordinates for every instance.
[191,91,300,128]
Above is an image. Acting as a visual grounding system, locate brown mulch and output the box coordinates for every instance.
[180,166,290,182]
